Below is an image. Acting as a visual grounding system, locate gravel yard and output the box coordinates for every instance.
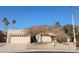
[0,43,78,53]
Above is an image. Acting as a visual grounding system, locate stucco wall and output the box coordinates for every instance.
[42,36,52,42]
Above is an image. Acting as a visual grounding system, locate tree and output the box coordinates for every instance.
[54,22,60,27]
[12,19,16,29]
[2,18,10,32]
[63,24,79,42]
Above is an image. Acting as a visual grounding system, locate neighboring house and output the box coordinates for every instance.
[0,30,7,42]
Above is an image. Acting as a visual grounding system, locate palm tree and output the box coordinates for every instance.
[12,19,16,29]
[54,22,60,27]
[2,18,10,32]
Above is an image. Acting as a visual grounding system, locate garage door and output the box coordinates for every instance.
[11,36,30,43]
[42,36,52,43]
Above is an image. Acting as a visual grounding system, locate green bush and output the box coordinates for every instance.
[57,38,67,43]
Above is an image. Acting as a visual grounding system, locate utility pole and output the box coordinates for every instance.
[71,7,76,44]
[72,14,76,44]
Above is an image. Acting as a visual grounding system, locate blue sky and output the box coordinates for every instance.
[0,6,79,30]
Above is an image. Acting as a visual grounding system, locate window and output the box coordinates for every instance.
[11,35,27,37]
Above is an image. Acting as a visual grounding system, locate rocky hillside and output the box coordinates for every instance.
[24,25,69,42]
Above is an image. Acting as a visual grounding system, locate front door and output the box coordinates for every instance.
[31,35,38,43]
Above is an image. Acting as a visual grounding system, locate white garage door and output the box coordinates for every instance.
[11,36,30,43]
[42,36,52,43]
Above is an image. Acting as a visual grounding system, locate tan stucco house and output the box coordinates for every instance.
[7,28,76,50]
[7,29,57,43]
